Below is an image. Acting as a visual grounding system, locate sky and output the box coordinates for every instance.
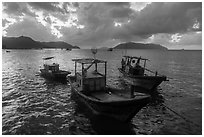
[2,2,202,49]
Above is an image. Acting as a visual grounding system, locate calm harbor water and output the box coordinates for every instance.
[2,49,202,135]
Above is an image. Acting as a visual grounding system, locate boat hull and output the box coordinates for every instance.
[118,68,166,91]
[70,85,150,122]
[40,69,70,81]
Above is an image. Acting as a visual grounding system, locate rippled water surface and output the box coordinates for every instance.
[2,49,202,135]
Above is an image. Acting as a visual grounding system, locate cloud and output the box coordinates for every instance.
[2,19,10,27]
[176,32,202,45]
[6,16,57,42]
[145,32,202,49]
[27,2,65,13]
[109,7,134,18]
[2,2,202,49]
[124,3,202,36]
[104,2,130,7]
[3,2,22,16]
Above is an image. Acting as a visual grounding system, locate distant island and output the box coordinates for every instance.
[2,36,80,49]
[3,36,168,50]
[98,47,109,50]
[98,47,113,51]
[113,42,168,50]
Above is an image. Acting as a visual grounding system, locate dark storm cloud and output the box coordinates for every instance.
[124,2,202,37]
[3,2,20,14]
[72,2,79,8]
[3,2,36,18]
[104,2,130,7]
[6,17,57,41]
[110,7,134,18]
[3,2,25,16]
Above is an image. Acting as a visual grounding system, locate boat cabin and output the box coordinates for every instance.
[72,58,107,94]
[121,56,149,76]
[43,63,60,72]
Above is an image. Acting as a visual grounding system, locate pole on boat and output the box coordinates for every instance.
[91,48,98,72]
[91,48,97,60]
[82,63,84,89]
[104,62,107,87]
[144,60,146,69]
[130,85,134,98]
[155,71,158,76]
[82,63,84,77]
[75,61,77,78]
[95,61,97,72]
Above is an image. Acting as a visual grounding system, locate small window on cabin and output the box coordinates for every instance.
[131,59,136,67]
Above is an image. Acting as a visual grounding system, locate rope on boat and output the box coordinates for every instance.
[144,68,174,80]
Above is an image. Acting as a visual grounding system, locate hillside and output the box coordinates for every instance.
[2,36,80,49]
[114,42,168,50]
[2,36,43,49]
[40,41,80,49]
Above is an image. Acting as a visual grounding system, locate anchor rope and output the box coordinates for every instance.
[160,102,200,128]
[149,94,201,128]
[131,98,200,130]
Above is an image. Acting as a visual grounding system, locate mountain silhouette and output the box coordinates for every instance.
[2,36,80,49]
[114,42,168,50]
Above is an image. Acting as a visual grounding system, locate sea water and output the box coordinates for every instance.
[2,49,202,135]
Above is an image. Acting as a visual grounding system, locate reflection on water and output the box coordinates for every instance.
[2,49,202,135]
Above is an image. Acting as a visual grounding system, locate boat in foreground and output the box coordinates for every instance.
[119,56,167,91]
[40,57,71,81]
[68,58,150,122]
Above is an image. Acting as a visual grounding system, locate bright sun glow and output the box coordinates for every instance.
[170,33,182,43]
[193,20,200,30]
[130,2,150,11]
[114,21,122,27]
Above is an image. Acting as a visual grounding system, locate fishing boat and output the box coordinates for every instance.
[68,57,150,122]
[118,56,167,91]
[40,57,71,81]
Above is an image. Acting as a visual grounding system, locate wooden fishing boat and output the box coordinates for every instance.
[68,58,150,122]
[119,56,167,91]
[40,57,71,81]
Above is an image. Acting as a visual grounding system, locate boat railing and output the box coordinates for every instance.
[144,68,160,76]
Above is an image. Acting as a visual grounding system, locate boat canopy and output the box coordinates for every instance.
[72,58,106,64]
[123,56,149,61]
[72,58,107,92]
[43,57,54,60]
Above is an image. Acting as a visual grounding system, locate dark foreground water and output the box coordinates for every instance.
[2,49,202,135]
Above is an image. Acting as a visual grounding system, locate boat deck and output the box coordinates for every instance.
[89,90,148,101]
[90,92,127,101]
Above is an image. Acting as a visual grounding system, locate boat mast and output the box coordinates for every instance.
[82,63,84,89]
[75,61,77,77]
[95,61,97,72]
[105,62,107,86]
[144,60,146,69]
